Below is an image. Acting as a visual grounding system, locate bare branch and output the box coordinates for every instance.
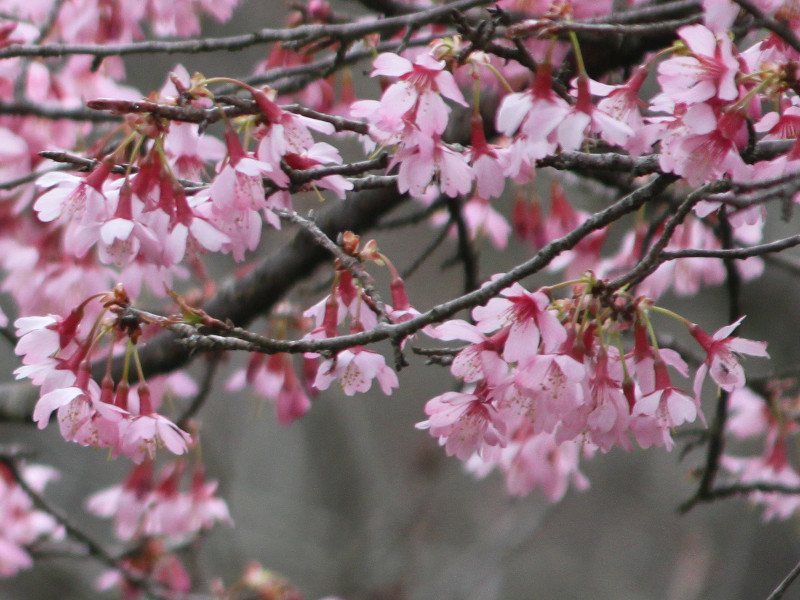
[766,557,800,600]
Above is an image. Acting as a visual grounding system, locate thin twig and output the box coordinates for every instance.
[0,455,174,600]
[273,209,391,325]
[732,0,800,55]
[177,355,222,428]
[0,0,490,60]
[660,234,800,261]
[165,175,676,356]
[401,219,452,279]
[508,15,700,39]
[606,180,728,290]
[766,558,800,600]
[445,197,479,294]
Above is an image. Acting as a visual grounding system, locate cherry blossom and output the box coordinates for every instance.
[393,129,473,199]
[690,317,770,398]
[365,51,468,136]
[3,0,800,592]
[313,347,399,396]
[656,24,741,106]
[0,463,63,577]
[472,282,566,359]
[227,352,312,424]
[416,388,506,460]
[631,359,698,451]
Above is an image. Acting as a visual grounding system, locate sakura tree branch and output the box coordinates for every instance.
[353,0,418,16]
[237,34,439,93]
[0,100,119,122]
[680,211,747,514]
[39,148,387,197]
[732,0,800,55]
[766,557,800,600]
[177,354,222,428]
[508,16,701,38]
[0,0,490,60]
[86,97,372,136]
[401,219,452,279]
[376,197,449,229]
[445,197,480,293]
[280,154,389,187]
[38,151,205,190]
[0,452,172,599]
[104,186,410,381]
[679,479,800,516]
[158,174,676,358]
[606,180,725,290]
[589,0,700,24]
[686,481,800,502]
[33,0,68,44]
[659,234,800,261]
[279,104,370,135]
[0,166,69,191]
[274,209,391,325]
[347,174,399,191]
[537,151,661,176]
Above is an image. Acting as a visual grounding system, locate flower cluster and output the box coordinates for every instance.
[4,0,800,592]
[86,458,232,598]
[86,459,232,542]
[304,269,400,397]
[0,463,63,577]
[13,286,193,463]
[418,277,768,499]
[720,384,800,520]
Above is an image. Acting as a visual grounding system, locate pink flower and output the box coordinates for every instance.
[721,451,800,520]
[536,183,607,279]
[588,67,656,157]
[632,359,699,451]
[472,281,567,360]
[282,142,353,200]
[34,160,113,224]
[690,317,769,399]
[556,75,633,152]
[431,319,508,385]
[570,349,631,452]
[467,114,505,199]
[659,104,750,185]
[227,353,311,424]
[496,62,570,176]
[119,386,191,463]
[462,196,512,249]
[490,428,591,501]
[313,347,398,396]
[627,321,688,395]
[416,389,506,460]
[209,127,274,214]
[657,24,741,105]
[702,0,740,34]
[14,315,62,365]
[512,353,586,434]
[393,130,473,199]
[368,52,468,136]
[0,463,63,577]
[86,461,155,541]
[163,122,226,181]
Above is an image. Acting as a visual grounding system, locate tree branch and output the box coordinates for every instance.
[0,0,490,60]
[148,175,676,358]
